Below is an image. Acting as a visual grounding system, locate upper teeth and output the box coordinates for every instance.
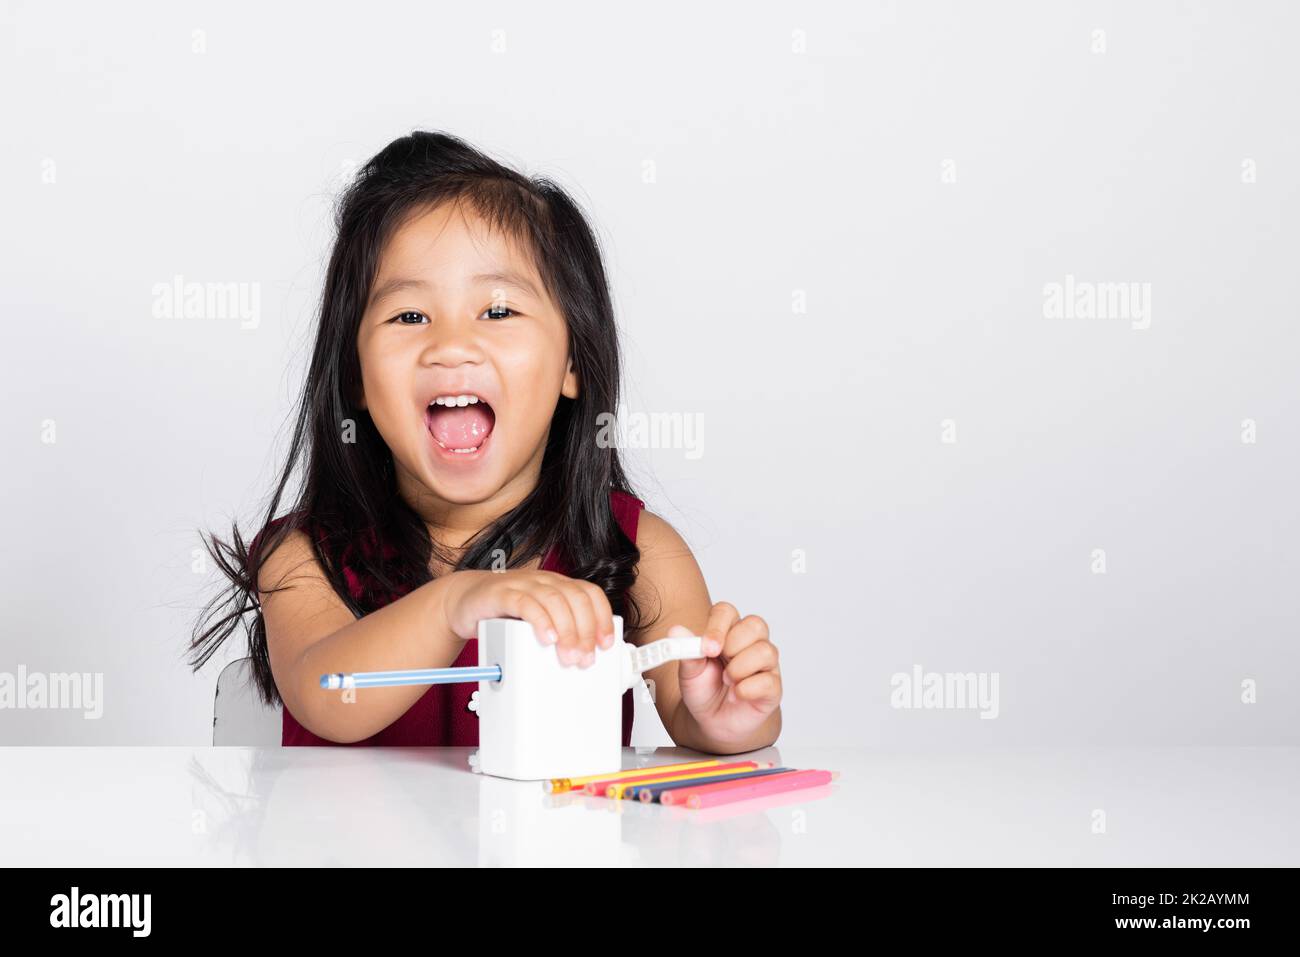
[431,395,481,407]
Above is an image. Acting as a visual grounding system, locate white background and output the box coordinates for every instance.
[2,0,1296,746]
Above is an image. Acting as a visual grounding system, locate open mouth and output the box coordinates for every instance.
[424,394,496,455]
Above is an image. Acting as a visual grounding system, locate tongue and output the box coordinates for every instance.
[428,404,494,450]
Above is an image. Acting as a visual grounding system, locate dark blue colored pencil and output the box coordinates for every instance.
[631,767,794,803]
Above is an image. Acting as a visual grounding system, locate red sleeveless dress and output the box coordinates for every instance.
[272,489,644,746]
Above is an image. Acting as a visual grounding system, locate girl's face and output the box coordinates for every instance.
[355,200,578,528]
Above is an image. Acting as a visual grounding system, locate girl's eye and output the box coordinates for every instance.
[390,308,516,323]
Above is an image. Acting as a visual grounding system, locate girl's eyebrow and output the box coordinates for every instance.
[369,277,429,307]
[472,270,542,300]
[368,270,541,308]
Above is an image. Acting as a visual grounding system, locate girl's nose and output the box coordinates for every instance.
[420,319,485,365]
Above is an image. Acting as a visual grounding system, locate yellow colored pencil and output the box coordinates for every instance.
[584,760,754,796]
[545,759,725,794]
[606,761,775,799]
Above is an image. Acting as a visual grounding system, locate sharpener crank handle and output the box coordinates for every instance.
[621,634,707,691]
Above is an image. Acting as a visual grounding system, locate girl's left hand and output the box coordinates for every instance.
[673,602,781,745]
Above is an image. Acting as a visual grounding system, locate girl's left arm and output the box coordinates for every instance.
[627,510,782,754]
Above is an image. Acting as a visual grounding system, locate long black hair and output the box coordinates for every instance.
[189,130,651,706]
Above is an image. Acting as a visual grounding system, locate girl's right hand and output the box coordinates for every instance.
[440,569,617,668]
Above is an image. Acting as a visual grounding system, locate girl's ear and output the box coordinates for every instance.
[561,355,580,400]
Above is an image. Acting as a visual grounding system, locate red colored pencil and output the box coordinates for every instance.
[673,769,836,809]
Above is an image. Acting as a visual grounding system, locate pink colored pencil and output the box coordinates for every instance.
[660,767,814,806]
[674,769,836,809]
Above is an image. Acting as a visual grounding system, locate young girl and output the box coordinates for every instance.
[190,131,781,753]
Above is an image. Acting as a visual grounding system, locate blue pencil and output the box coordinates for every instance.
[630,766,794,803]
[320,665,502,690]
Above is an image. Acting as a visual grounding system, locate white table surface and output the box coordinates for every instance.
[2,745,1295,866]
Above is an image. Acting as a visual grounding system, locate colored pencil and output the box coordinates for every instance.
[580,759,759,796]
[319,665,501,690]
[674,769,836,809]
[603,761,769,799]
[659,768,806,805]
[605,761,774,799]
[634,767,793,803]
[545,759,725,794]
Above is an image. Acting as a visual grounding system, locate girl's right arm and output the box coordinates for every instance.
[258,529,616,743]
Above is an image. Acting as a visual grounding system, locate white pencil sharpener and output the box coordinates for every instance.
[472,615,704,781]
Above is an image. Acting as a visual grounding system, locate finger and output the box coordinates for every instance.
[580,581,617,650]
[509,592,559,650]
[532,586,581,666]
[731,671,781,710]
[572,580,614,653]
[669,624,714,681]
[722,639,779,687]
[702,602,741,656]
[721,614,770,660]
[561,581,599,667]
